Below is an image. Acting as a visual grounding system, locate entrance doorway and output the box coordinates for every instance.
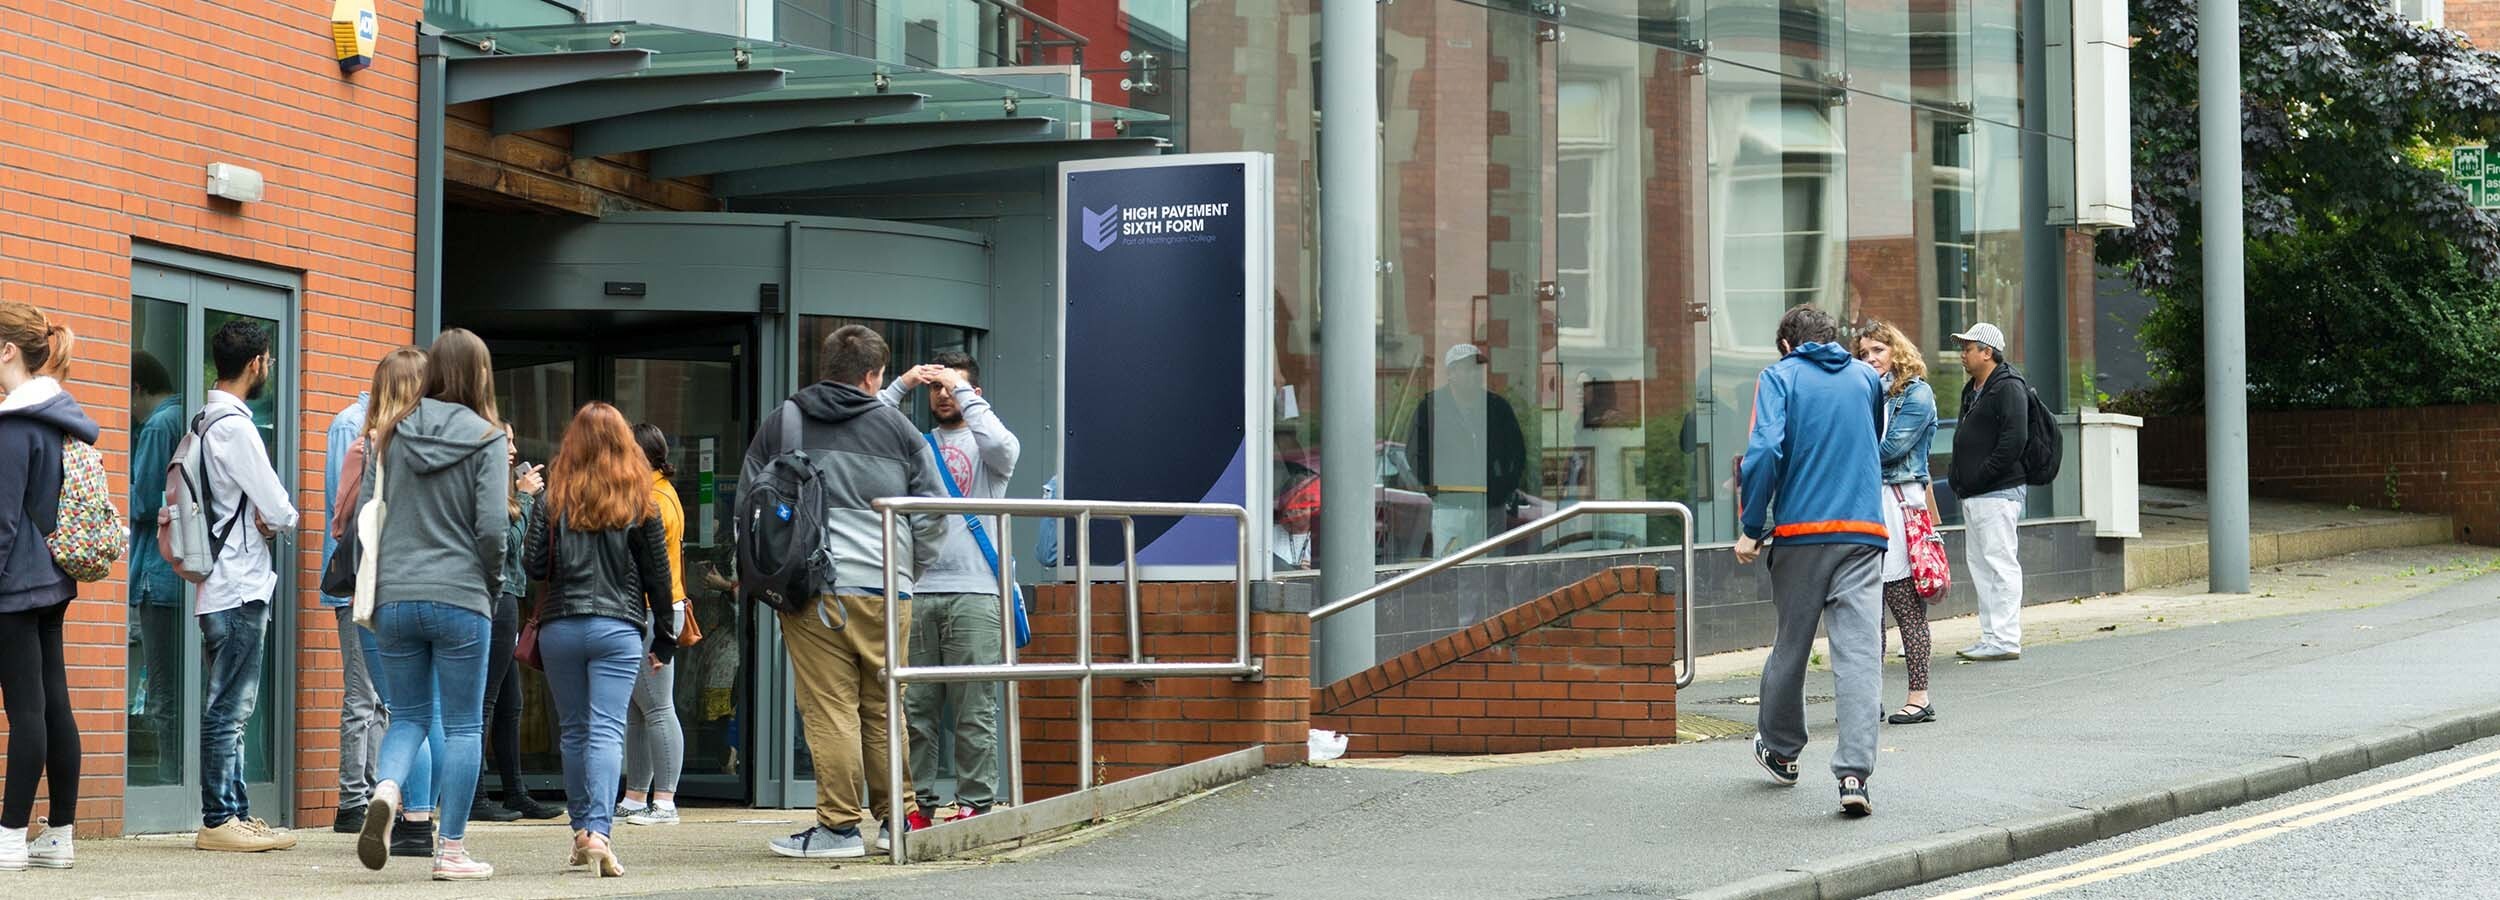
[125,251,300,833]
[443,209,1008,809]
[491,320,756,801]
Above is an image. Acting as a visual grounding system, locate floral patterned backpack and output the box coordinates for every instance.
[51,438,125,583]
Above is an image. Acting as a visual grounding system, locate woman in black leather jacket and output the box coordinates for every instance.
[523,402,676,877]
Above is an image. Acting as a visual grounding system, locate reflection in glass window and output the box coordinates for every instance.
[1556,80,1614,337]
[1932,117,1979,369]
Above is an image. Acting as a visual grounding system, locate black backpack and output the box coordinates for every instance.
[735,401,835,615]
[2020,381,2064,486]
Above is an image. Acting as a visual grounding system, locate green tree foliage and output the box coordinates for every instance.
[2109,0,2500,409]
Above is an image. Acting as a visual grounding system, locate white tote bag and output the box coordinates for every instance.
[351,451,389,629]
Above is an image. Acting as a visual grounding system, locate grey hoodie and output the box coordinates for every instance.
[742,380,947,597]
[0,377,99,613]
[361,398,509,617]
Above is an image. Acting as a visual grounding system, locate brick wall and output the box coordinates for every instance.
[0,1,422,834]
[2448,0,2500,44]
[1015,583,1312,799]
[1311,567,1676,757]
[2139,407,2500,544]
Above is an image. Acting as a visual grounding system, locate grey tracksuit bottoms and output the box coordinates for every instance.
[1757,542,1885,781]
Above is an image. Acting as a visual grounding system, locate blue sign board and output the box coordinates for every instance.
[1058,153,1275,580]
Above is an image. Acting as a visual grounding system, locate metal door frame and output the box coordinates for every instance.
[124,245,302,834]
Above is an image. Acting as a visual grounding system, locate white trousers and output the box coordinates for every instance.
[1960,495,2025,651]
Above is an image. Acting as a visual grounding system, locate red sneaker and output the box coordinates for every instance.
[945,805,986,822]
[905,808,933,831]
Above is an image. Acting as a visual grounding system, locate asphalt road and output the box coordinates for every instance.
[646,573,2500,900]
[1876,734,2500,900]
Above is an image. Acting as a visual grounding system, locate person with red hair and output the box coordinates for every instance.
[523,402,676,877]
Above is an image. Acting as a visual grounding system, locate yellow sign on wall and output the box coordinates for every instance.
[332,0,378,74]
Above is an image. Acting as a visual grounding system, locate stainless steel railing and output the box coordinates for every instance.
[874,497,1261,864]
[1309,501,1698,689]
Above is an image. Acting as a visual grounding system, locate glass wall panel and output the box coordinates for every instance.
[128,298,188,790]
[1193,0,2075,555]
[1909,0,1973,113]
[1708,0,1844,82]
[1700,65,1850,540]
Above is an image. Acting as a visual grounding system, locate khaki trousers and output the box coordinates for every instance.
[783,593,913,831]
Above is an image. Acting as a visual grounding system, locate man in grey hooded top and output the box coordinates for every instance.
[748,324,947,861]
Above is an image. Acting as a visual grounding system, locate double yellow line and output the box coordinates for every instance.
[1932,748,2500,899]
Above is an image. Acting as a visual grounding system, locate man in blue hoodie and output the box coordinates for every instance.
[1734,306,1887,817]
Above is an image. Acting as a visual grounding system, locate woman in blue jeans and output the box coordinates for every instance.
[524,401,676,877]
[336,348,454,857]
[355,329,510,881]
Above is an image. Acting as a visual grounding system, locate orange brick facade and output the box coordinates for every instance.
[1015,583,1312,798]
[1311,567,1677,757]
[0,2,421,834]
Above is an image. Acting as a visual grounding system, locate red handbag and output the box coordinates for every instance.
[1900,487,1952,602]
[515,510,554,671]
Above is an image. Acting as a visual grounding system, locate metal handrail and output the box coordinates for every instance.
[1310,501,1698,689]
[874,497,1260,864]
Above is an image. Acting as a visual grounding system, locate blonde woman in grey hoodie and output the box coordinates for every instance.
[354,329,510,882]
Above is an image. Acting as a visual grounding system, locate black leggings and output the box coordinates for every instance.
[480,593,524,798]
[0,601,78,829]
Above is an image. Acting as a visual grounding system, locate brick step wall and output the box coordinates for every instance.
[1310,566,1678,757]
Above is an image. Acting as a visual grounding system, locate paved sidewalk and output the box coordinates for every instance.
[23,809,939,898]
[42,545,2500,899]
[791,554,2500,899]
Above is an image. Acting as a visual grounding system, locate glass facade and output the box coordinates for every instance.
[735,0,2091,560]
[1182,0,2089,561]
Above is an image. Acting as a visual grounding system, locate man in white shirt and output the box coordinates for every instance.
[879,350,1018,823]
[193,320,300,854]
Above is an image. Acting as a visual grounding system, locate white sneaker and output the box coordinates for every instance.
[26,820,71,869]
[0,824,26,871]
[624,805,680,826]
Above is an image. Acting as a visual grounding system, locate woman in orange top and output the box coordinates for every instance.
[618,424,690,826]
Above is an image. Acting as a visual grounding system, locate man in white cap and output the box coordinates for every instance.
[1403,343,1528,556]
[1947,322,2029,661]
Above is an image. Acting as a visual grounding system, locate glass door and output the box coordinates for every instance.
[125,261,298,834]
[604,332,754,801]
[490,328,758,803]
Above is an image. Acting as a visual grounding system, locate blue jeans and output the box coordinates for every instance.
[373,601,491,841]
[361,625,447,813]
[539,615,644,836]
[199,601,268,828]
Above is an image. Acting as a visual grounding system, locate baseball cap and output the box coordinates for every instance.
[1950,323,2007,353]
[1444,343,1485,367]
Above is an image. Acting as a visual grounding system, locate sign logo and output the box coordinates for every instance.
[1081,205,1121,252]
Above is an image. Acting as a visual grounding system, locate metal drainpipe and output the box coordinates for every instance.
[416,30,446,343]
[1315,0,1381,685]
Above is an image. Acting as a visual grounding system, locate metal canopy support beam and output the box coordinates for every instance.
[416,33,447,343]
[443,48,654,105]
[713,137,1165,196]
[571,93,928,158]
[651,117,1060,178]
[1316,0,1381,686]
[492,68,792,134]
[2200,0,2251,593]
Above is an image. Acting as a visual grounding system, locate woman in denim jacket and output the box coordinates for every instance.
[1855,321,1940,724]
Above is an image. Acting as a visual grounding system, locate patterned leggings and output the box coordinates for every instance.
[1882,578,1931,693]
